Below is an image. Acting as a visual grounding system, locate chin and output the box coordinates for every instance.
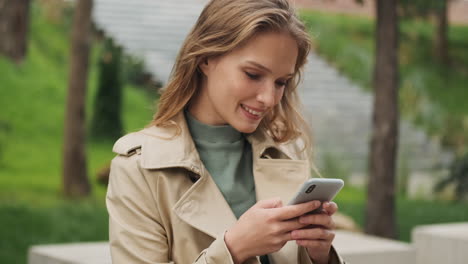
[234,123,260,134]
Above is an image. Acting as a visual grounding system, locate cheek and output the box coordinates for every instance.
[217,69,244,97]
[274,89,285,105]
[231,78,253,98]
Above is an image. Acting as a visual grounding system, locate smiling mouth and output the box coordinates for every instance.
[241,104,263,117]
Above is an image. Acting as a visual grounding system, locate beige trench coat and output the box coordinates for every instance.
[107,112,345,264]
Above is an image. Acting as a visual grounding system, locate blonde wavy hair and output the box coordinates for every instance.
[151,0,312,150]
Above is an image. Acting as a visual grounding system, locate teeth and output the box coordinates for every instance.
[241,104,262,116]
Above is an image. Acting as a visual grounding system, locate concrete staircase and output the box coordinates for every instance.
[93,0,206,82]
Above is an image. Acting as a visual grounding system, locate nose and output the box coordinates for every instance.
[256,82,276,108]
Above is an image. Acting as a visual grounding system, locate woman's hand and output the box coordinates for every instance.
[224,198,321,264]
[291,201,338,264]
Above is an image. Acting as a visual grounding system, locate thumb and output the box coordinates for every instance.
[256,198,283,209]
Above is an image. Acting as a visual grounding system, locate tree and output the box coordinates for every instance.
[433,0,449,64]
[62,0,93,197]
[366,0,399,239]
[399,0,450,65]
[0,0,31,63]
[90,37,124,141]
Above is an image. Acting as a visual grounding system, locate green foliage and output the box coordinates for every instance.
[90,37,124,141]
[0,201,108,264]
[399,0,447,19]
[0,120,11,167]
[122,55,146,86]
[300,11,374,90]
[397,152,411,197]
[435,152,468,201]
[121,54,163,95]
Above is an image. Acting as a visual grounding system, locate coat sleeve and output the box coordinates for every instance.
[298,245,345,264]
[107,154,237,264]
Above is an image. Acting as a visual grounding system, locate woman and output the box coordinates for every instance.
[107,0,345,263]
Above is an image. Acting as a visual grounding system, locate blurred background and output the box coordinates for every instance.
[1,0,467,263]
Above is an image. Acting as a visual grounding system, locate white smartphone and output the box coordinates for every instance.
[288,178,344,208]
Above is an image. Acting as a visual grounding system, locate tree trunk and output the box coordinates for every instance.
[365,0,399,239]
[433,0,449,65]
[0,0,31,63]
[63,0,93,197]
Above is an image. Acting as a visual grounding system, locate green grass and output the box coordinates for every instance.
[0,3,154,263]
[335,186,468,242]
[0,200,108,264]
[300,10,468,153]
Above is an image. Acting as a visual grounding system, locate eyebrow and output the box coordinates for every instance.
[245,60,294,77]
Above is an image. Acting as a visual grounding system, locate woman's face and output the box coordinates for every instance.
[189,31,299,133]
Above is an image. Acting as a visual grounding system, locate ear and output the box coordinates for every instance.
[198,58,211,76]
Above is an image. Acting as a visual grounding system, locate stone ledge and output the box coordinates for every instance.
[28,242,111,264]
[28,231,417,264]
[412,222,468,264]
[334,230,415,264]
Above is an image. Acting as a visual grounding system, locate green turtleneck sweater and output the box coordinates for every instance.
[185,111,256,219]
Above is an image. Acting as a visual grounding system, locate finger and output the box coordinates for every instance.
[296,239,331,250]
[273,200,321,220]
[256,198,283,209]
[279,217,309,233]
[322,201,338,216]
[299,214,336,229]
[291,228,335,241]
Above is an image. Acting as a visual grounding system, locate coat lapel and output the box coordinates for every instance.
[173,166,237,239]
[248,131,310,205]
[139,113,238,239]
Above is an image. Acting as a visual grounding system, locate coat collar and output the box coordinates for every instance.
[138,111,295,171]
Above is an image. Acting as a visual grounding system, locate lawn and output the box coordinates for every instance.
[334,186,468,242]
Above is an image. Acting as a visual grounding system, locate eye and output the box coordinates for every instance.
[275,79,290,87]
[245,71,260,80]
